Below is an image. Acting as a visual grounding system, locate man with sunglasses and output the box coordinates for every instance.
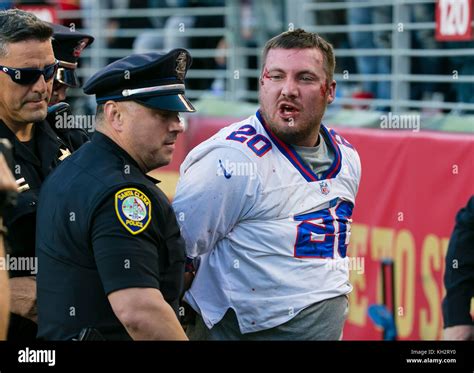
[0,9,82,340]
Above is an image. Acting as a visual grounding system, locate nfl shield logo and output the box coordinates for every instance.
[319,181,330,195]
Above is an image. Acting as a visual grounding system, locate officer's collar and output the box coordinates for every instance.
[145,173,160,184]
[0,119,20,144]
[92,131,146,173]
[92,132,161,184]
[0,118,57,142]
[0,119,62,167]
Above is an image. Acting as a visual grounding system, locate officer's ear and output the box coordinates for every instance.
[104,101,125,132]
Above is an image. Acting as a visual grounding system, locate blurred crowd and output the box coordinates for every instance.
[1,0,473,111]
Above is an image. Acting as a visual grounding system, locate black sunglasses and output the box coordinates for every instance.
[0,60,59,85]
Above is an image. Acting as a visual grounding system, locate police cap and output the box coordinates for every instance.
[83,49,195,113]
[50,23,94,87]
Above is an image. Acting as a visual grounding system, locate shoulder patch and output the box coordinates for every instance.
[115,188,152,235]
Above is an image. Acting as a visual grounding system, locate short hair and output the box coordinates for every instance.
[0,9,53,58]
[95,104,105,127]
[261,28,336,84]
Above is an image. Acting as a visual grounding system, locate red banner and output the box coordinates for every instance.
[338,127,474,340]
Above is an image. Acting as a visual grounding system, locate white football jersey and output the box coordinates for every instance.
[173,111,361,334]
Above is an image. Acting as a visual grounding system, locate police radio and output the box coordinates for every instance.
[46,102,71,134]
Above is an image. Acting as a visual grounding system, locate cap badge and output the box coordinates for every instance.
[175,52,187,80]
[73,38,89,57]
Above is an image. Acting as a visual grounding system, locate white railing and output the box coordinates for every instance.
[56,0,474,114]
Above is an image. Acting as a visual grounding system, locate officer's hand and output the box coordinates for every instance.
[180,273,196,331]
[0,154,16,192]
[183,272,194,292]
[443,325,474,340]
[9,276,37,323]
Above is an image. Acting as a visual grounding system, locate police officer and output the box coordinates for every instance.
[442,196,474,340]
[49,23,94,106]
[0,9,87,341]
[47,23,94,151]
[0,147,17,340]
[36,49,195,340]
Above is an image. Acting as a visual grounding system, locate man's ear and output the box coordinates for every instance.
[104,101,124,132]
[327,80,336,105]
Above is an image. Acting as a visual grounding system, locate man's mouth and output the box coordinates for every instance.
[164,138,176,146]
[278,102,299,119]
[26,101,45,107]
[26,97,46,105]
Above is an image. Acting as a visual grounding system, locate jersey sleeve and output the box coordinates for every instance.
[90,187,161,295]
[172,146,261,259]
[353,149,362,194]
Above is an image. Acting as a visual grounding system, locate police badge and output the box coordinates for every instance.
[115,187,152,235]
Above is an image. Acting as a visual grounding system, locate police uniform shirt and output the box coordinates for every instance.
[0,119,75,276]
[0,118,81,341]
[46,113,90,153]
[36,132,185,341]
[442,196,474,328]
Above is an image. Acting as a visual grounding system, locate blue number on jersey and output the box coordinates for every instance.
[247,134,272,157]
[294,199,354,258]
[227,125,272,157]
[226,125,256,143]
